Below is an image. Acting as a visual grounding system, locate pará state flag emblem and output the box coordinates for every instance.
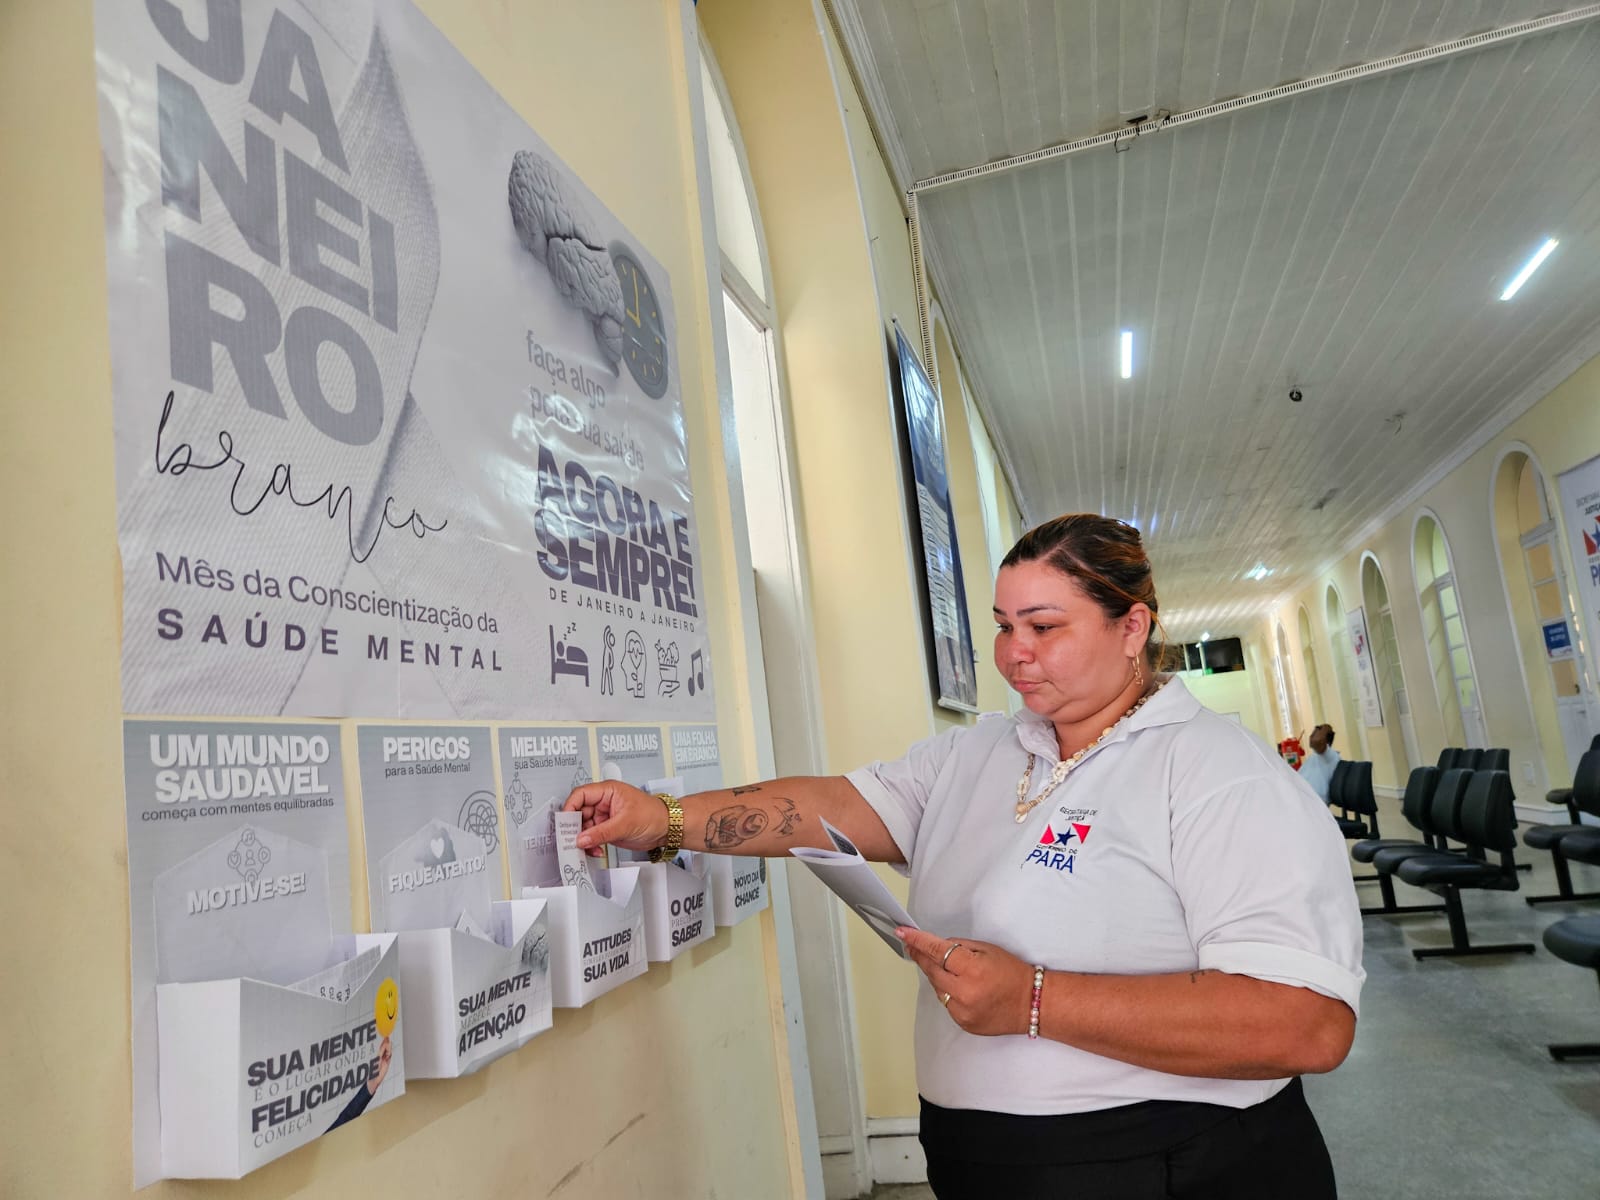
[1037,822,1091,847]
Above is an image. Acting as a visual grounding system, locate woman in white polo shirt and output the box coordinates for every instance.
[565,514,1363,1199]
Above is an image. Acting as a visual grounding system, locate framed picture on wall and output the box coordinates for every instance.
[889,322,979,713]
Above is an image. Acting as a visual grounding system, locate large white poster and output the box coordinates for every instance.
[1558,452,1600,685]
[96,0,713,722]
[1347,606,1383,729]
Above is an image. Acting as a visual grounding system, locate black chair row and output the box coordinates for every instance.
[1524,748,1600,905]
[1353,766,1447,917]
[1358,748,1600,1058]
[1437,746,1510,773]
[1353,768,1533,960]
[1328,759,1378,840]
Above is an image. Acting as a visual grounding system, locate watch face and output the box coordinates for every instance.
[611,247,669,398]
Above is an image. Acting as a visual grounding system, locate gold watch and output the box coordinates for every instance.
[648,792,685,862]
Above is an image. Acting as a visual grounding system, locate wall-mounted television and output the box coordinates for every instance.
[1171,637,1246,673]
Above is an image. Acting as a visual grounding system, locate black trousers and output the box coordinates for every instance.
[919,1078,1336,1200]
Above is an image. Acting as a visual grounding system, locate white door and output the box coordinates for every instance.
[1523,527,1600,774]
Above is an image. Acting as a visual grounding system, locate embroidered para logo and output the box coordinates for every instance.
[1025,820,1091,873]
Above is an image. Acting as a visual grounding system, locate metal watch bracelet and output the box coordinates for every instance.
[648,792,685,862]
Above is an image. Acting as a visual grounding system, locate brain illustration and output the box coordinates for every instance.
[508,150,625,371]
[459,792,501,854]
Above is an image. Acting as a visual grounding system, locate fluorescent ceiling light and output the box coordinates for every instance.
[1499,237,1558,301]
[1120,330,1133,379]
[1200,632,1211,642]
[1245,563,1271,581]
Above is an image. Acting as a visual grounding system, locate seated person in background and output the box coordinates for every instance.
[1299,724,1341,803]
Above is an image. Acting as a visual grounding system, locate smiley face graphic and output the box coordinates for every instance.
[374,977,399,1037]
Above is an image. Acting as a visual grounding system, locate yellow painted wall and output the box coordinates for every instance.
[702,0,1025,1124]
[1183,668,1272,745]
[0,3,801,1197]
[1272,353,1600,795]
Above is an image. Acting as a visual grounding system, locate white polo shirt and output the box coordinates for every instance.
[845,677,1364,1116]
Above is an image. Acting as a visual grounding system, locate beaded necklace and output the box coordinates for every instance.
[1013,678,1168,822]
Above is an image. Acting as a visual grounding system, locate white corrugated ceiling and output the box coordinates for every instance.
[829,1,1600,641]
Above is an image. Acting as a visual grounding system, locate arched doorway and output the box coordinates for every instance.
[1360,554,1419,778]
[1299,604,1326,733]
[1413,513,1486,748]
[1325,584,1370,761]
[1492,448,1598,777]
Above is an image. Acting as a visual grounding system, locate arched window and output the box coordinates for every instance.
[1298,605,1325,732]
[1492,448,1596,775]
[1413,514,1485,748]
[1360,554,1418,775]
[1324,584,1369,760]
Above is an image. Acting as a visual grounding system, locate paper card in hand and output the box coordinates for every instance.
[790,818,918,959]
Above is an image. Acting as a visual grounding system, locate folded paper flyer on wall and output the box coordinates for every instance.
[392,900,554,1078]
[522,866,648,1007]
[156,933,405,1179]
[630,773,714,959]
[790,819,917,960]
[356,725,551,1077]
[668,725,769,925]
[638,858,715,962]
[122,721,399,1185]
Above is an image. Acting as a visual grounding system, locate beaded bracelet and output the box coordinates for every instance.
[1027,964,1045,1039]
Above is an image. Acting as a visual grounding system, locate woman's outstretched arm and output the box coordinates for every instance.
[563,776,905,862]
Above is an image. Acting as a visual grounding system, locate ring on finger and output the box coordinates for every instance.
[939,992,952,1007]
[940,942,962,970]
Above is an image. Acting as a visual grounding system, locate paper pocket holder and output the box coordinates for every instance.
[522,865,647,1007]
[638,861,715,961]
[395,898,554,1079]
[693,854,770,927]
[154,933,403,1181]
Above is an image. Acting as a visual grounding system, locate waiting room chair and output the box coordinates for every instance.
[1542,915,1600,1061]
[1545,734,1600,821]
[1353,767,1447,917]
[1525,749,1600,906]
[1388,770,1535,960]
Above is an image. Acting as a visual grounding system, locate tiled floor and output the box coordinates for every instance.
[867,800,1600,1200]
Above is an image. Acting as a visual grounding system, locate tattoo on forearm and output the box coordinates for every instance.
[776,798,800,835]
[707,805,768,848]
[705,798,803,847]
[1188,969,1218,984]
[731,784,762,795]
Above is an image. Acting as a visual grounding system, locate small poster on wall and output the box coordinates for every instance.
[498,727,594,894]
[355,726,505,932]
[1347,606,1384,728]
[121,721,403,1185]
[1558,452,1600,684]
[891,324,978,712]
[669,724,769,925]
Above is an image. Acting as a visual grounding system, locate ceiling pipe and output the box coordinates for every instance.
[908,4,1600,195]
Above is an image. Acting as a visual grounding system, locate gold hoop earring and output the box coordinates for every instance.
[1131,656,1143,688]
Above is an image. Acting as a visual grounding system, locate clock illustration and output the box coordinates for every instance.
[610,243,670,398]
